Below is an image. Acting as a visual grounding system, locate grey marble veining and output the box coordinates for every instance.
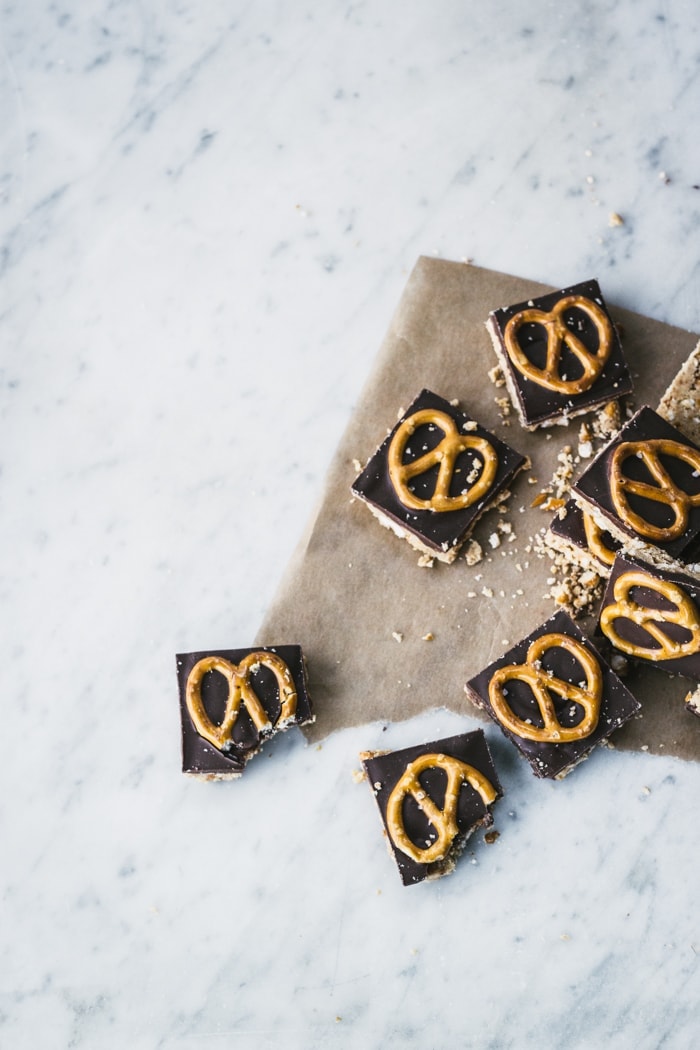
[2,2,700,1046]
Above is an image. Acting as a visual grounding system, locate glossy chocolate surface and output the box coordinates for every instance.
[176,644,312,776]
[488,279,633,427]
[572,405,700,558]
[465,609,641,779]
[351,388,527,556]
[362,730,502,886]
[599,553,700,681]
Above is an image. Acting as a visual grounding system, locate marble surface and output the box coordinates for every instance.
[3,2,700,1046]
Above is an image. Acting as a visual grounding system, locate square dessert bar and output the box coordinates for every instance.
[571,405,700,563]
[465,609,641,779]
[657,339,700,447]
[176,644,313,779]
[487,278,633,430]
[546,498,622,576]
[351,388,528,563]
[360,730,502,886]
[598,552,700,682]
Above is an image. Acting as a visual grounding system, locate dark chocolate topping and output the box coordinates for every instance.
[489,279,633,427]
[465,609,641,779]
[599,553,700,682]
[362,729,502,886]
[176,644,312,776]
[351,388,527,554]
[573,405,700,557]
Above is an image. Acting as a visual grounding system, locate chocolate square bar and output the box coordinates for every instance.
[176,645,313,778]
[360,730,502,886]
[572,405,700,562]
[598,552,700,682]
[487,278,633,429]
[546,498,622,576]
[351,388,528,563]
[465,609,641,779]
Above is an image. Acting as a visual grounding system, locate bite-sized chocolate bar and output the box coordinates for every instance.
[546,498,623,576]
[465,609,641,779]
[571,405,700,563]
[360,730,501,886]
[598,552,700,682]
[486,279,633,430]
[176,645,313,778]
[351,388,528,563]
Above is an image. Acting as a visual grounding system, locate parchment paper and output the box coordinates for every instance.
[256,257,700,760]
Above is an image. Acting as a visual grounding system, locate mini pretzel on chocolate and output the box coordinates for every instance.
[488,632,602,743]
[385,752,498,864]
[503,294,614,394]
[600,570,700,660]
[186,651,297,751]
[609,439,700,542]
[583,510,618,567]
[388,408,498,512]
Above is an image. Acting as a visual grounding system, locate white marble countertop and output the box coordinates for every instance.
[3,2,700,1047]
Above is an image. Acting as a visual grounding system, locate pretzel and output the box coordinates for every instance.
[600,570,700,660]
[609,438,700,542]
[488,632,602,742]
[503,294,614,394]
[185,651,297,751]
[582,510,617,567]
[388,408,498,512]
[385,752,497,864]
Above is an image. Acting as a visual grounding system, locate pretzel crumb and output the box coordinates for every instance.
[488,364,506,388]
[464,538,483,566]
[495,396,512,421]
[533,529,605,618]
[592,401,621,441]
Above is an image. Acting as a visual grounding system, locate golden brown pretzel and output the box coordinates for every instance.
[388,408,498,512]
[503,294,614,394]
[600,570,700,660]
[488,632,602,743]
[185,651,297,751]
[385,753,497,864]
[582,510,618,567]
[609,439,700,542]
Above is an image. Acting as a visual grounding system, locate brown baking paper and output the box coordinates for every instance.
[256,258,700,760]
